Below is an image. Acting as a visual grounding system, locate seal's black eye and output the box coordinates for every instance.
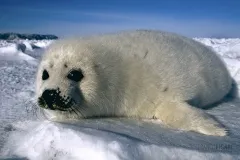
[67,70,84,82]
[42,70,49,80]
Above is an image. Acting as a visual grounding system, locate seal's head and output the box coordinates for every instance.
[36,39,124,119]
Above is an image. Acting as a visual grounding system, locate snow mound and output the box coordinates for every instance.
[33,40,55,48]
[2,112,240,160]
[0,40,54,65]
[22,41,33,51]
[0,46,37,65]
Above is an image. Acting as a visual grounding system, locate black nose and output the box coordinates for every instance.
[42,89,57,109]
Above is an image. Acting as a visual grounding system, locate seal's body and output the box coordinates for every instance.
[36,30,232,136]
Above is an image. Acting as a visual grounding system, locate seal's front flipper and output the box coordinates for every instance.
[153,101,227,136]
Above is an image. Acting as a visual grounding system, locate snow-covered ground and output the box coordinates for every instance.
[0,38,240,160]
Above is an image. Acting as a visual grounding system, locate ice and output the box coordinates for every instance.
[194,38,240,59]
[0,38,240,160]
[33,40,55,48]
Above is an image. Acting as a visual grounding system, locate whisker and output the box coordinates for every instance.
[36,107,49,120]
[70,106,80,118]
[22,99,48,120]
[72,104,86,119]
[23,100,38,116]
[72,106,84,118]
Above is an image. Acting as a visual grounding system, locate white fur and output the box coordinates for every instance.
[36,30,232,136]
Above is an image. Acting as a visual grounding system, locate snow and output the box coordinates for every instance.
[0,38,240,160]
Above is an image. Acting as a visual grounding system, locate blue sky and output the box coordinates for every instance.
[0,0,240,37]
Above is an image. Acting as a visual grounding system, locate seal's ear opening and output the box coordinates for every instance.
[67,70,84,82]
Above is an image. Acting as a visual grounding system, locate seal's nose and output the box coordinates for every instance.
[42,89,57,109]
[38,88,73,111]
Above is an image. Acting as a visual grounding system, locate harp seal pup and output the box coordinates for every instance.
[36,30,232,136]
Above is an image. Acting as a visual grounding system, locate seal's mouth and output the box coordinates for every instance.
[38,89,74,111]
